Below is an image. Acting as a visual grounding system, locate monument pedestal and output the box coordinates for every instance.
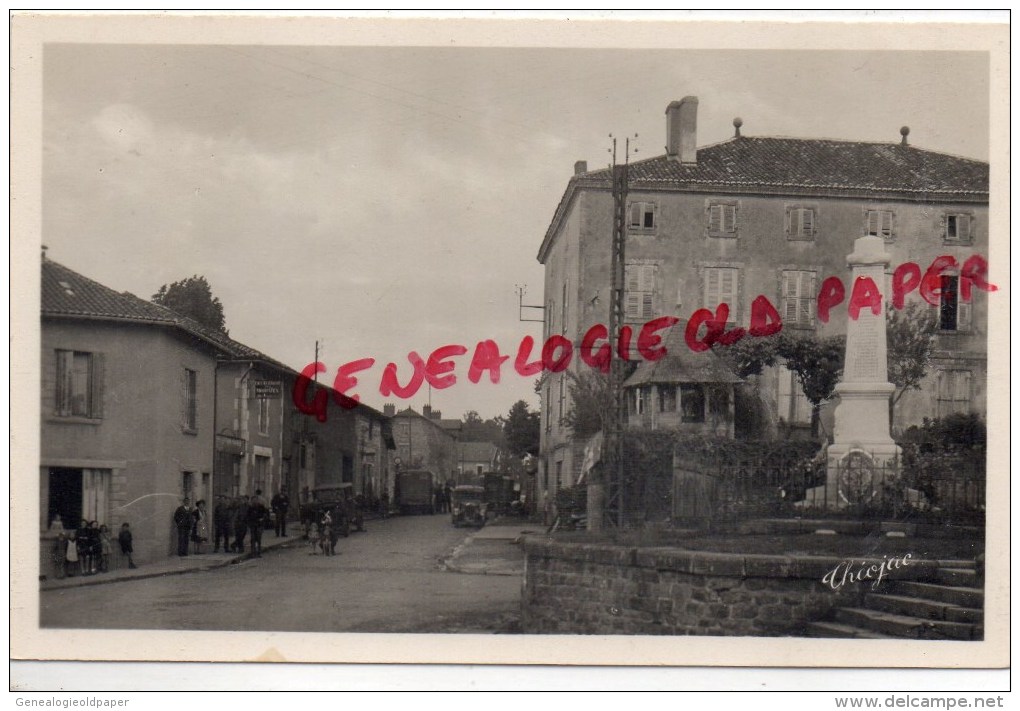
[804,235,901,510]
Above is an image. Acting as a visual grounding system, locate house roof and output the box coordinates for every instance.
[458,440,497,463]
[41,258,393,422]
[623,326,742,388]
[539,136,989,263]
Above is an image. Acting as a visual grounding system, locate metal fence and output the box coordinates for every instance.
[701,453,985,526]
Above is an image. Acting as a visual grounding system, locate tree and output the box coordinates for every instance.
[886,301,937,426]
[460,410,507,446]
[503,400,541,457]
[152,275,228,335]
[560,369,611,439]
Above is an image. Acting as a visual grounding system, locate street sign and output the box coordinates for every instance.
[254,380,282,398]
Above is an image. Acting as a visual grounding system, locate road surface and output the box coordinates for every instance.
[40,513,522,633]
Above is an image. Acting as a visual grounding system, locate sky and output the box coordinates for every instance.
[41,41,990,420]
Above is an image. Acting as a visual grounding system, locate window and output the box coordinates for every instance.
[182,368,198,431]
[625,262,657,322]
[782,270,817,327]
[254,456,270,493]
[680,384,706,423]
[635,386,651,415]
[787,207,815,240]
[936,370,972,417]
[46,468,110,530]
[944,213,973,244]
[628,201,656,231]
[708,202,738,236]
[938,275,971,332]
[659,385,677,413]
[182,471,194,500]
[55,350,103,418]
[258,397,270,435]
[704,267,740,320]
[865,210,894,240]
[777,366,812,425]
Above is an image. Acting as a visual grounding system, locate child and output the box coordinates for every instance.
[118,522,137,569]
[98,525,112,573]
[65,531,79,577]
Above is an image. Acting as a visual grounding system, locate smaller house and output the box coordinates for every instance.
[622,327,742,438]
[456,441,499,483]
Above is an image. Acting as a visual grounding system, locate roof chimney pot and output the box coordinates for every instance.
[900,126,910,145]
[733,117,743,138]
[573,160,588,175]
[666,96,699,164]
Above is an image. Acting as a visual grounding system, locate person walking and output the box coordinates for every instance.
[173,498,193,556]
[213,495,232,553]
[247,490,269,558]
[271,488,290,537]
[118,522,137,569]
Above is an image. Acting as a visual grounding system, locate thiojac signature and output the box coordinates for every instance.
[822,553,913,591]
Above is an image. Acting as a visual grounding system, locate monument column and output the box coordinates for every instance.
[808,235,900,508]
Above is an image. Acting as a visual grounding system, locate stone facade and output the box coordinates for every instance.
[521,538,947,636]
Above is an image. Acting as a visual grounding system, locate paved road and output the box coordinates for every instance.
[40,513,522,634]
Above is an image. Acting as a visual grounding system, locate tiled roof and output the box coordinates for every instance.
[539,136,989,262]
[623,326,742,388]
[585,137,988,196]
[42,258,288,372]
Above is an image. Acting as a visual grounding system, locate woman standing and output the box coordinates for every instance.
[192,500,209,554]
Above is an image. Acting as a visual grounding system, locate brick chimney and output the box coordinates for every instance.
[666,96,698,164]
[422,404,432,418]
[574,160,588,175]
[383,403,395,417]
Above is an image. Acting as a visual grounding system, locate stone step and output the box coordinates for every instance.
[889,581,983,608]
[866,594,983,624]
[804,621,895,639]
[835,607,979,640]
[935,567,979,587]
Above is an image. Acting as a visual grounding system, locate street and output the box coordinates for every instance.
[40,514,523,634]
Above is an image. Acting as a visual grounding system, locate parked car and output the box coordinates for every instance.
[299,483,365,538]
[450,485,486,528]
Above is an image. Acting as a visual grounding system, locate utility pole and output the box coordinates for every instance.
[314,340,320,383]
[596,133,636,532]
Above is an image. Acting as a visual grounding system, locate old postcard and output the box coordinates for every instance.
[10,12,1009,673]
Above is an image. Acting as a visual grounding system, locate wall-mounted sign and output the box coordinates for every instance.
[254,380,282,399]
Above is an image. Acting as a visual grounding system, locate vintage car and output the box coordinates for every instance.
[450,485,486,528]
[299,483,365,538]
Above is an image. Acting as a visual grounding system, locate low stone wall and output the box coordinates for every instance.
[521,538,943,636]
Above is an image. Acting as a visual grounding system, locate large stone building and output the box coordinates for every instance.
[536,97,990,508]
[385,404,459,484]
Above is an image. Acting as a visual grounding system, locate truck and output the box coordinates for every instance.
[482,472,516,515]
[395,469,436,515]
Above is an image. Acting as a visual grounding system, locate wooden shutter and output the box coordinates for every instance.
[956,371,972,407]
[709,205,722,232]
[801,208,814,236]
[958,215,972,243]
[788,208,801,237]
[958,299,972,330]
[630,203,641,228]
[705,269,721,310]
[782,272,798,322]
[55,350,71,416]
[720,268,737,304]
[90,353,104,419]
[867,210,879,236]
[722,205,736,232]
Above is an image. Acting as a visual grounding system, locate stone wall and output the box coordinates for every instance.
[521,538,943,636]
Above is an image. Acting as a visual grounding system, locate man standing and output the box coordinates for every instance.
[247,489,269,558]
[213,495,232,553]
[173,498,193,557]
[232,495,249,553]
[271,487,290,537]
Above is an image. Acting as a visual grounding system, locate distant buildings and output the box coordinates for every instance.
[536,97,989,509]
[41,257,394,566]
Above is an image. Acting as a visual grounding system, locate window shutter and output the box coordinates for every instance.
[959,215,971,243]
[789,209,801,237]
[630,203,640,227]
[55,350,71,416]
[958,299,972,330]
[802,209,814,235]
[883,211,893,238]
[782,272,797,321]
[956,371,972,404]
[90,353,105,419]
[723,205,736,232]
[720,268,736,302]
[867,211,878,236]
[625,292,640,320]
[641,293,653,319]
[626,265,639,292]
[802,273,816,325]
[709,205,722,232]
[705,269,720,309]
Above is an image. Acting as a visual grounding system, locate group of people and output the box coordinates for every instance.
[175,488,290,559]
[433,482,454,513]
[51,520,136,578]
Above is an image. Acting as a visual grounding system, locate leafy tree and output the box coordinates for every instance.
[561,369,611,439]
[503,400,541,457]
[152,275,228,334]
[886,301,937,425]
[460,410,506,446]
